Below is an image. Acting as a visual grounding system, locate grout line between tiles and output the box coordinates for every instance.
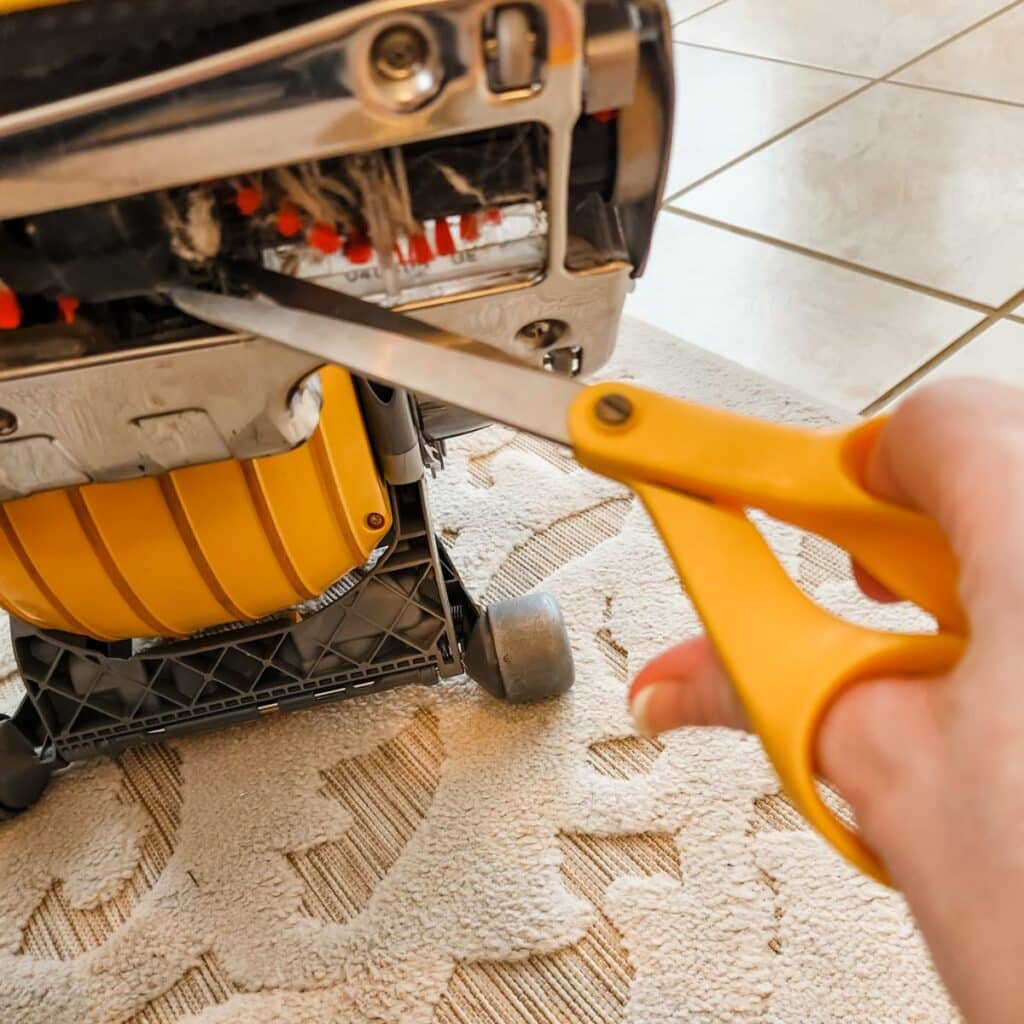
[859,320,1003,414]
[875,0,1024,82]
[882,78,1024,111]
[669,39,875,80]
[664,0,1024,207]
[861,295,1024,415]
[672,0,731,27]
[662,78,876,204]
[662,207,998,316]
[668,50,1024,113]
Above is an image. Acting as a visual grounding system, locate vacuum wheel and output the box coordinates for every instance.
[495,5,534,90]
[0,715,54,820]
[465,593,575,703]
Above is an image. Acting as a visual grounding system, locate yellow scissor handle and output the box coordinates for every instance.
[569,383,968,883]
[637,483,964,883]
[570,381,964,631]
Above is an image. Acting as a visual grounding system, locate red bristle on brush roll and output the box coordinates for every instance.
[235,186,263,216]
[344,230,373,264]
[459,213,480,243]
[276,203,302,237]
[0,289,21,329]
[434,218,456,257]
[57,295,80,325]
[409,232,433,265]
[309,222,341,254]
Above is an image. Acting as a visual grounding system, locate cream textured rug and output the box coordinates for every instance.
[0,318,956,1024]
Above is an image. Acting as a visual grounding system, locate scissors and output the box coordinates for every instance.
[172,266,967,886]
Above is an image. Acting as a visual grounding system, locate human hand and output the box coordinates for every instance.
[629,379,1024,1024]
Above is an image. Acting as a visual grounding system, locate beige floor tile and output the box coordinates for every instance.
[676,0,1011,77]
[676,85,1024,307]
[665,45,862,193]
[895,4,1024,105]
[669,0,725,23]
[901,320,1024,397]
[624,213,983,410]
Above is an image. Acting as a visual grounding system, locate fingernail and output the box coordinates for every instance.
[629,685,660,738]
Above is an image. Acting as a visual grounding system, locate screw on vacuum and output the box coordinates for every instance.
[516,319,567,349]
[594,393,633,426]
[365,512,387,530]
[0,409,17,436]
[372,25,430,81]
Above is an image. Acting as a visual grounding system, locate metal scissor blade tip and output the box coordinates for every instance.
[171,287,265,331]
[169,285,578,446]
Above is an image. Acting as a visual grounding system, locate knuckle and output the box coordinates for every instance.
[888,379,1024,544]
[896,378,1024,449]
[892,378,1010,455]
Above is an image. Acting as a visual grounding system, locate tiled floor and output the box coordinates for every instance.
[905,320,1024,390]
[626,0,1024,413]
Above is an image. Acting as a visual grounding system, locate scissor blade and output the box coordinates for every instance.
[171,287,579,445]
[226,262,529,368]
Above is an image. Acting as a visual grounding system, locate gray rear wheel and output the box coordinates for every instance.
[465,593,575,703]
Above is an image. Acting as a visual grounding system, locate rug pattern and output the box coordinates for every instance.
[0,320,954,1023]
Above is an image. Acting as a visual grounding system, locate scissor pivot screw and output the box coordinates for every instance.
[595,393,633,426]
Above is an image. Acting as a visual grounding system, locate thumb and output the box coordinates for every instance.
[629,635,943,834]
[629,636,750,734]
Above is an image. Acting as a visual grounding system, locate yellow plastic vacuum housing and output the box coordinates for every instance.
[0,367,392,640]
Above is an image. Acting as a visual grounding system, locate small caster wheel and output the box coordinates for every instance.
[0,715,55,820]
[495,5,534,90]
[465,593,575,703]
